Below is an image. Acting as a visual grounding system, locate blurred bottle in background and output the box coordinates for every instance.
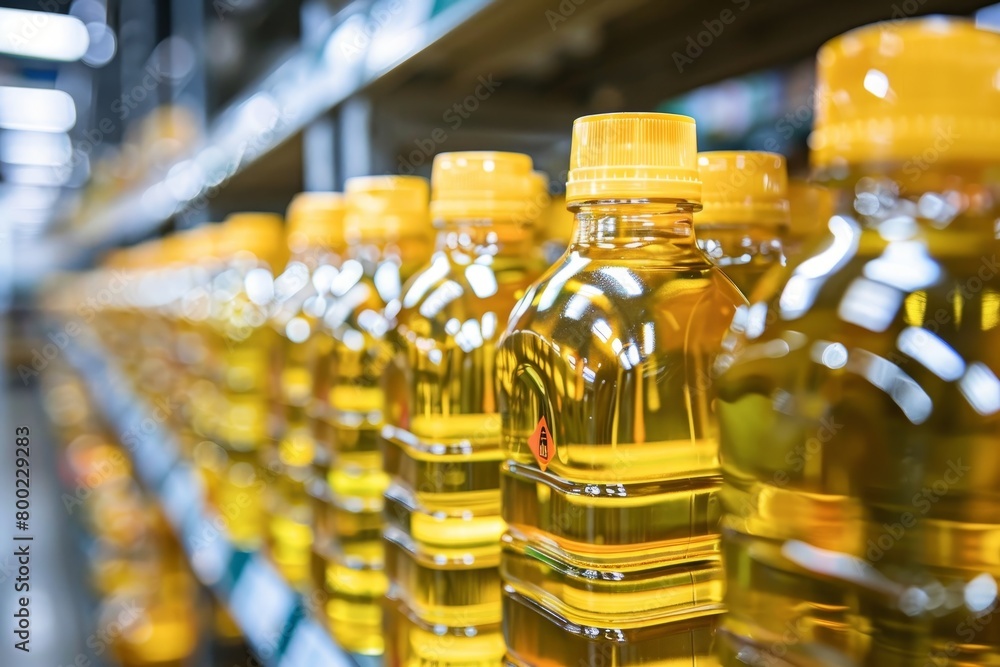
[210,213,286,549]
[266,193,347,589]
[695,151,790,299]
[313,176,433,656]
[382,152,544,667]
[715,17,1000,666]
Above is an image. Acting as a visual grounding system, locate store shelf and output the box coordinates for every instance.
[26,0,993,278]
[44,0,498,250]
[61,325,372,667]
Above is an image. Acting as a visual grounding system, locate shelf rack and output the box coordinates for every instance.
[63,325,375,667]
[25,0,991,285]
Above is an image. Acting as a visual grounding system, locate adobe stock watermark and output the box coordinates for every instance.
[59,391,182,514]
[396,75,502,174]
[672,0,751,73]
[213,0,247,20]
[188,444,280,552]
[902,126,958,183]
[57,59,185,182]
[862,459,970,567]
[16,270,132,384]
[545,0,586,31]
[340,0,404,60]
[5,1,72,51]
[731,416,844,522]
[881,0,932,33]
[56,598,147,667]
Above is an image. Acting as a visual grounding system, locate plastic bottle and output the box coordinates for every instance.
[496,113,746,666]
[314,176,432,655]
[714,18,1000,666]
[695,151,790,298]
[382,151,544,666]
[266,192,347,588]
[211,212,286,549]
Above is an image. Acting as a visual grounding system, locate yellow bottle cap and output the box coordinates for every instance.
[430,151,539,224]
[566,112,701,205]
[811,17,1000,168]
[536,194,576,245]
[158,234,188,266]
[222,212,286,266]
[286,192,346,251]
[695,151,789,226]
[344,175,429,240]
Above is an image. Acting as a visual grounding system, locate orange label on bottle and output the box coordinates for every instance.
[528,416,554,471]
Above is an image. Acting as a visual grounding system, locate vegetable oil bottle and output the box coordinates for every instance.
[714,18,1000,667]
[314,176,432,656]
[212,213,286,549]
[496,113,746,667]
[382,151,544,667]
[267,192,346,588]
[695,151,790,298]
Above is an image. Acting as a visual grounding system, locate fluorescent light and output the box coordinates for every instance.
[0,185,60,210]
[1,163,71,186]
[0,8,90,62]
[0,87,77,132]
[0,131,72,166]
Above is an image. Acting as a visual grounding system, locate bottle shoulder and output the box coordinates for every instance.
[396,251,543,327]
[717,222,1000,418]
[502,251,745,347]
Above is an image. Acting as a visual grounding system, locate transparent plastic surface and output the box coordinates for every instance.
[315,234,429,655]
[384,222,543,666]
[497,202,745,666]
[697,224,786,299]
[715,167,1000,666]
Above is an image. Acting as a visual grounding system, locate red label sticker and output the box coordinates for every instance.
[529,416,554,471]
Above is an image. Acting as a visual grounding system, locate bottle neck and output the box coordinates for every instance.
[568,200,706,262]
[434,218,536,262]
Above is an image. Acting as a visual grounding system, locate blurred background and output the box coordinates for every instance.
[1,1,998,666]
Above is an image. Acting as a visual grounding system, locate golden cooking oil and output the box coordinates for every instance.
[211,213,286,549]
[785,179,833,262]
[311,175,433,655]
[496,113,746,667]
[714,18,1000,667]
[382,151,544,667]
[266,192,347,588]
[695,151,790,299]
[535,191,576,268]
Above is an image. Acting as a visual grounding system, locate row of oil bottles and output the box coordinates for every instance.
[46,17,1000,667]
[41,364,253,667]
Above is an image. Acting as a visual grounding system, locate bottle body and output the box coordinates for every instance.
[497,204,745,666]
[383,221,542,667]
[210,253,280,549]
[697,224,785,299]
[268,251,342,588]
[716,166,1000,666]
[313,235,428,656]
